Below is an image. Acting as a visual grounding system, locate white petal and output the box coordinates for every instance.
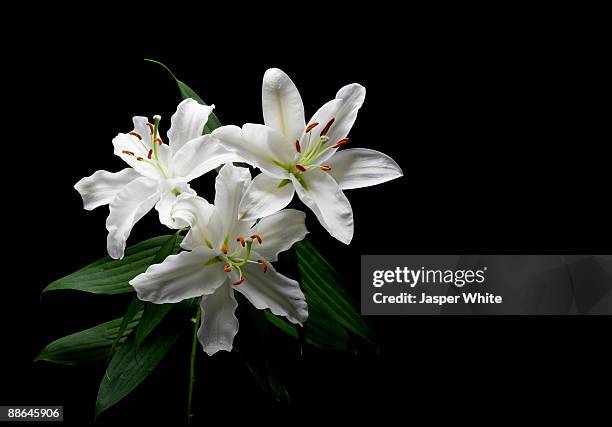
[112,133,160,179]
[171,194,218,250]
[155,181,196,229]
[207,164,252,244]
[130,246,226,303]
[167,98,215,156]
[132,116,154,146]
[235,253,308,325]
[291,168,354,244]
[198,284,239,355]
[302,84,366,163]
[238,173,295,221]
[106,177,160,259]
[171,134,243,181]
[250,210,308,262]
[212,124,294,179]
[74,168,141,210]
[327,148,403,190]
[262,68,306,142]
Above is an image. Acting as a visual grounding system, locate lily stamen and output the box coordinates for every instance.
[221,243,228,254]
[147,149,153,159]
[320,165,332,171]
[155,137,164,145]
[223,264,232,273]
[305,122,319,133]
[233,276,245,285]
[136,156,144,161]
[236,236,246,247]
[320,117,335,136]
[295,139,301,153]
[257,260,268,272]
[332,137,349,148]
[146,122,154,134]
[296,164,307,172]
[122,150,135,156]
[250,234,262,244]
[128,131,142,140]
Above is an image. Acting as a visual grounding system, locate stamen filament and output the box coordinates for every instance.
[152,115,161,161]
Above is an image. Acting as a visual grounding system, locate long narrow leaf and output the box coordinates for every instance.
[133,233,180,346]
[95,300,194,418]
[43,235,182,295]
[144,59,222,134]
[35,314,142,366]
[296,240,375,344]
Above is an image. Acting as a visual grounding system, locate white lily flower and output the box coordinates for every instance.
[75,99,240,259]
[129,164,309,355]
[212,68,403,244]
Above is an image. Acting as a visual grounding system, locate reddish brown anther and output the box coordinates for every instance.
[295,164,307,172]
[250,234,262,244]
[320,165,332,171]
[233,277,245,285]
[295,139,301,153]
[236,236,246,247]
[320,117,335,136]
[147,149,153,159]
[257,260,268,273]
[221,243,228,254]
[223,264,232,273]
[122,150,135,156]
[136,156,144,161]
[332,137,349,148]
[147,122,154,134]
[155,137,163,145]
[129,131,142,140]
[305,122,319,133]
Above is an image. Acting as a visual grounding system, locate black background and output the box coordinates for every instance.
[3,7,610,425]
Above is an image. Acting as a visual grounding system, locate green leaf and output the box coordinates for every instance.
[43,235,182,295]
[296,239,375,345]
[235,296,290,404]
[95,300,194,418]
[108,295,144,358]
[35,313,142,366]
[265,303,350,350]
[135,303,174,347]
[133,233,180,346]
[144,59,222,134]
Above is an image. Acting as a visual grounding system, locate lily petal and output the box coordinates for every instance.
[238,173,295,221]
[212,124,294,179]
[198,284,239,355]
[235,252,308,325]
[207,164,252,246]
[291,168,354,244]
[106,176,160,259]
[171,134,243,182]
[303,84,366,163]
[130,246,226,303]
[155,181,196,229]
[133,116,154,147]
[112,132,160,179]
[327,148,403,190]
[167,98,215,157]
[74,168,141,210]
[250,209,308,262]
[171,194,217,250]
[262,68,306,142]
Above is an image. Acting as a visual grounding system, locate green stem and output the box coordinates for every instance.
[187,306,201,424]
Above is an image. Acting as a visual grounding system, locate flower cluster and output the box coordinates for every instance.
[75,68,402,355]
